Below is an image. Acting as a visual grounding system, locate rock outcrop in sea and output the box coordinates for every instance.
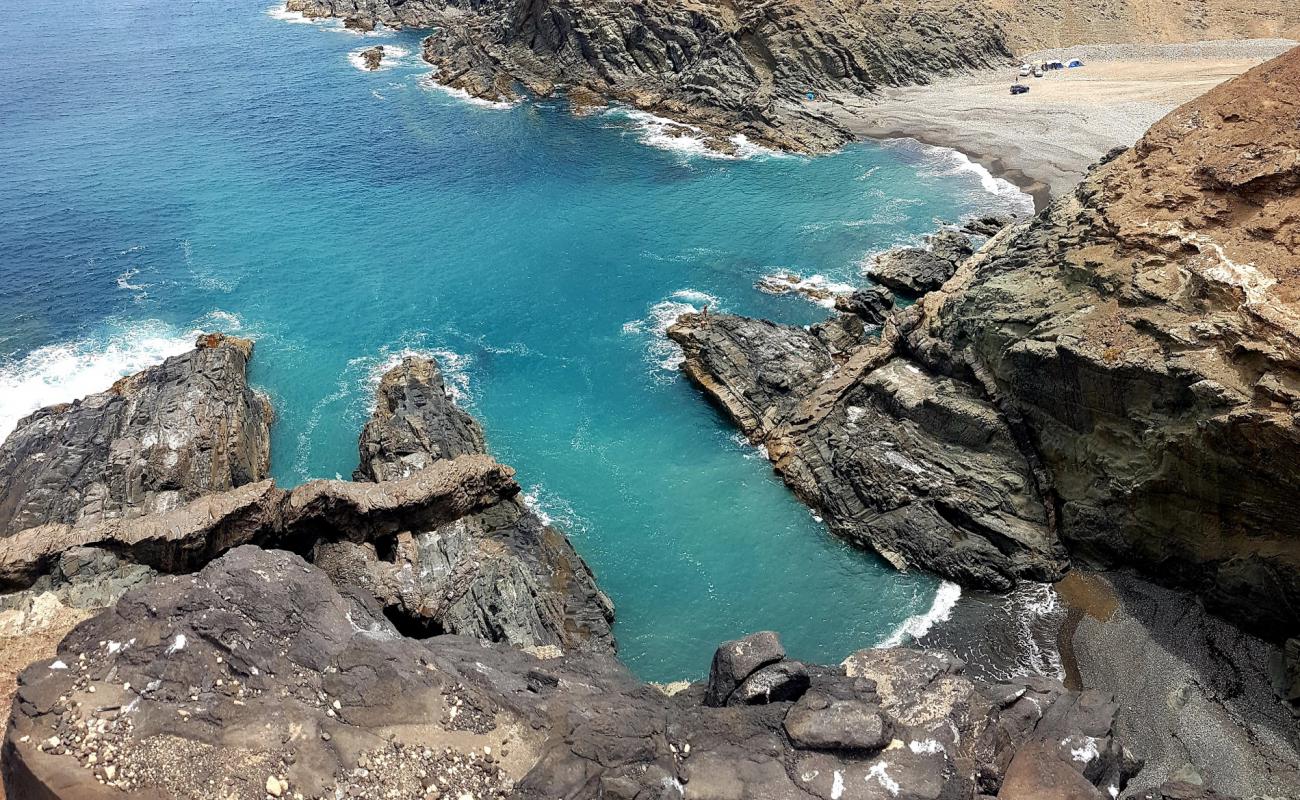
[672,46,1300,641]
[0,338,1149,798]
[0,333,271,536]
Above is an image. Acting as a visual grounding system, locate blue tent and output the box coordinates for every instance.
[1067,59,1085,68]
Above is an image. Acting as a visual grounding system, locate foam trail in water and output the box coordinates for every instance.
[418,77,518,110]
[0,321,200,441]
[879,581,962,647]
[604,108,781,161]
[756,272,854,309]
[621,289,720,377]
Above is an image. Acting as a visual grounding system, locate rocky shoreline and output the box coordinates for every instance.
[664,48,1300,796]
[0,336,1168,800]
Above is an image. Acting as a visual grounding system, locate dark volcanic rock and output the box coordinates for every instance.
[903,49,1300,638]
[0,456,516,590]
[333,355,614,653]
[704,630,786,706]
[0,333,271,536]
[354,355,486,482]
[961,213,1018,237]
[835,284,896,325]
[783,691,892,752]
[668,313,1067,590]
[2,546,1138,799]
[358,44,384,70]
[1134,782,1241,800]
[866,229,975,296]
[285,0,1016,153]
[728,660,810,706]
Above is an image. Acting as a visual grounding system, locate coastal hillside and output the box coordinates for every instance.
[288,0,1300,152]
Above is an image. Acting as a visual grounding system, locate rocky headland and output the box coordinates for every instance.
[0,337,1174,799]
[668,48,1300,795]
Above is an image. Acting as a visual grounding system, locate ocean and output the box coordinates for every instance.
[0,0,1033,681]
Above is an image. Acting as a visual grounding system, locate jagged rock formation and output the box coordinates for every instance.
[901,48,1300,637]
[835,285,896,326]
[668,313,1068,590]
[323,355,614,653]
[669,49,1300,640]
[867,230,976,297]
[2,547,1138,799]
[0,333,271,537]
[358,44,384,70]
[285,0,1016,152]
[353,356,486,482]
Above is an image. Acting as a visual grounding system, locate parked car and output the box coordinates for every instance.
[1010,83,1030,95]
[1033,67,1044,78]
[1019,65,1032,77]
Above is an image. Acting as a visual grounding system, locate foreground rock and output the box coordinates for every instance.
[669,313,1068,590]
[0,334,271,536]
[324,355,614,653]
[902,48,1300,637]
[0,456,515,590]
[3,546,1138,799]
[358,44,384,70]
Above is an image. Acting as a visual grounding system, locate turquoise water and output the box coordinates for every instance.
[0,0,1030,680]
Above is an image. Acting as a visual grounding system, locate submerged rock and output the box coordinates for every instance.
[0,333,271,536]
[2,545,1137,799]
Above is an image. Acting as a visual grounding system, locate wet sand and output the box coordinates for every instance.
[808,39,1296,208]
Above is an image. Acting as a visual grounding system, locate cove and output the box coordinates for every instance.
[0,0,1031,681]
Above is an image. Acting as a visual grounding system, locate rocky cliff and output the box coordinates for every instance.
[902,47,1300,638]
[672,49,1300,642]
[285,0,1017,151]
[283,0,1300,155]
[0,334,272,537]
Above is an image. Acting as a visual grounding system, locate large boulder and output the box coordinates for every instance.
[0,333,272,536]
[866,230,975,297]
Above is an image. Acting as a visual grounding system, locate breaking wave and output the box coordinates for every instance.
[879,581,962,647]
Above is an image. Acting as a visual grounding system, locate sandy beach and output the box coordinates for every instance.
[810,39,1297,207]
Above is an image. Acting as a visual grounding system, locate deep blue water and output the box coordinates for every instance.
[0,0,1031,680]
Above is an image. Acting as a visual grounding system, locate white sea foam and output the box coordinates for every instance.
[604,108,781,161]
[347,44,411,72]
[883,138,1034,215]
[0,321,200,441]
[1002,582,1065,679]
[879,581,962,647]
[522,484,587,534]
[622,289,720,377]
[418,76,518,110]
[115,268,150,303]
[756,272,853,309]
[265,5,392,36]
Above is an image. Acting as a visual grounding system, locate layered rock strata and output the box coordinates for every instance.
[671,49,1300,640]
[0,333,271,536]
[322,355,615,653]
[901,48,1300,637]
[284,0,1016,152]
[3,554,1138,799]
[668,312,1068,590]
